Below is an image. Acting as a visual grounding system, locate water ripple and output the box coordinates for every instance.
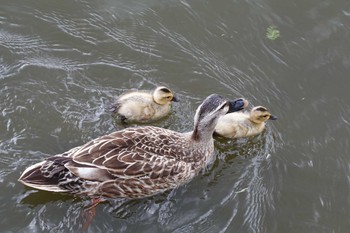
[33,10,99,45]
[0,29,43,54]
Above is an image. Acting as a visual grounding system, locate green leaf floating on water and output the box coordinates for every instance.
[266,26,280,40]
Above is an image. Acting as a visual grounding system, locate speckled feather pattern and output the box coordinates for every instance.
[19,94,228,199]
[21,126,214,198]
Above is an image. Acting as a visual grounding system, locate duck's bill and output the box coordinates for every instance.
[227,98,249,113]
[171,95,180,102]
[269,115,278,120]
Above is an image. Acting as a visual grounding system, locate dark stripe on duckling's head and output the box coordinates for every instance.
[255,106,268,112]
[159,87,172,93]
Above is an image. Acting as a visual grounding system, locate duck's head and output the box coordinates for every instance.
[153,86,179,105]
[249,106,277,124]
[192,94,229,141]
[227,98,249,113]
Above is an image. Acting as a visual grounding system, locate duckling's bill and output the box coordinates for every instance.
[269,115,278,120]
[171,94,179,102]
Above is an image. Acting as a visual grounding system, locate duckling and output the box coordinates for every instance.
[19,94,230,199]
[111,86,179,123]
[215,106,277,139]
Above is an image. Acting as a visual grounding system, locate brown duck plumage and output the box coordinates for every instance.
[19,94,231,199]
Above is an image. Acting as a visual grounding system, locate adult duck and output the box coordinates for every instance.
[111,86,179,123]
[19,94,244,199]
[215,106,277,139]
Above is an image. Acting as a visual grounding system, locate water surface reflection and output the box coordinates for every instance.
[1,0,350,232]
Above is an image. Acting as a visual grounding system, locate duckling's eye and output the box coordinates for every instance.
[262,115,269,118]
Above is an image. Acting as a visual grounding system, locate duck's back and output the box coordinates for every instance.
[73,126,189,162]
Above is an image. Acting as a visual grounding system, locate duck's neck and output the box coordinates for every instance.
[191,126,201,141]
[191,123,215,142]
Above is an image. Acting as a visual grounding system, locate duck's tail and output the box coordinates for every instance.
[18,158,69,193]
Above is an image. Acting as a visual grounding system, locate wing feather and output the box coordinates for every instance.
[65,126,189,181]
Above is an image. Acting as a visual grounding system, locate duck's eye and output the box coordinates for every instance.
[262,115,269,118]
[219,103,228,110]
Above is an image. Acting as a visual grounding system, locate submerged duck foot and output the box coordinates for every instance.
[85,197,105,210]
[80,198,105,233]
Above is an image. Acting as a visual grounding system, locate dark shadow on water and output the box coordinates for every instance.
[214,132,269,162]
[18,184,174,220]
[18,188,78,207]
[105,190,173,220]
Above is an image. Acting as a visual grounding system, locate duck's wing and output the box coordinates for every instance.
[68,127,189,181]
